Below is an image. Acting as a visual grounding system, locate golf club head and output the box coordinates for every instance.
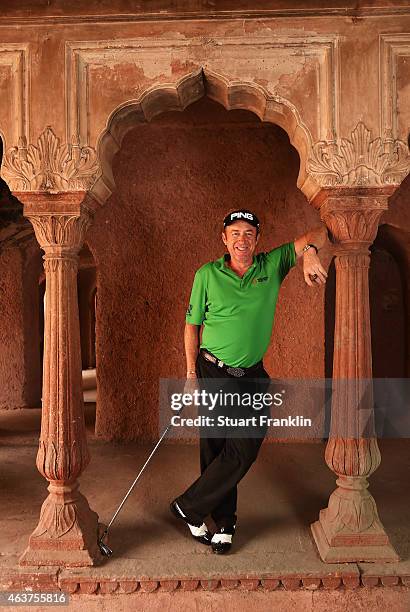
[98,539,113,557]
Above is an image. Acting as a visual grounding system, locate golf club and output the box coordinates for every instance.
[98,404,185,557]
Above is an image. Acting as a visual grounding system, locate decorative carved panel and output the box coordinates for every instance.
[2,127,99,192]
[1,32,409,199]
[308,121,410,188]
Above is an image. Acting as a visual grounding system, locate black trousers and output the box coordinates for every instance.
[176,351,270,529]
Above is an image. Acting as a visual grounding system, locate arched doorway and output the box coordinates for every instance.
[89,95,322,442]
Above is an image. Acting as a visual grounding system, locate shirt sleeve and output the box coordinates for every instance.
[185,268,207,325]
[265,241,297,282]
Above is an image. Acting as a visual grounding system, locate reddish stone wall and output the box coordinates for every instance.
[22,241,42,406]
[87,98,325,441]
[372,180,410,379]
[384,174,410,231]
[0,239,42,409]
[0,248,25,409]
[370,244,406,379]
[78,267,97,369]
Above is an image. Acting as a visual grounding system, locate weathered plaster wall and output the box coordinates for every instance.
[0,239,42,409]
[87,98,326,441]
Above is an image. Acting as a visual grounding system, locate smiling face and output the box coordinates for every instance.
[222,220,259,266]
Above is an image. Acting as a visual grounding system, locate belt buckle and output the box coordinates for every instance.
[226,366,245,378]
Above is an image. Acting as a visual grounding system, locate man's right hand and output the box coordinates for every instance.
[183,373,199,396]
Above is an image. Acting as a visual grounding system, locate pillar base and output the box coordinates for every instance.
[19,490,103,567]
[19,545,102,568]
[311,519,399,563]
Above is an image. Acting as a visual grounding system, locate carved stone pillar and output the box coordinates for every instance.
[17,192,101,567]
[311,188,399,562]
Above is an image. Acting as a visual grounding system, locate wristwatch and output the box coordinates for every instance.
[302,243,318,255]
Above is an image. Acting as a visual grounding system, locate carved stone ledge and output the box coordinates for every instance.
[307,121,410,188]
[15,190,98,215]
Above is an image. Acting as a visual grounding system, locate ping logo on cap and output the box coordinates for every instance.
[223,209,260,231]
[230,212,254,221]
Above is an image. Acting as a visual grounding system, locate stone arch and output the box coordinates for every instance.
[92,68,315,206]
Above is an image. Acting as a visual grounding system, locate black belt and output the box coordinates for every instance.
[200,349,262,378]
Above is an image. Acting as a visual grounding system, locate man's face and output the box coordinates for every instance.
[222,220,259,263]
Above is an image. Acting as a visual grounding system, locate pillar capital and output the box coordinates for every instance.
[312,187,394,252]
[16,191,95,255]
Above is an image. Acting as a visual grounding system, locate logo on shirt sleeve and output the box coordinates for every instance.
[186,304,193,316]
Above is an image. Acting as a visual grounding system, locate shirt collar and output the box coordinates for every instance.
[215,253,257,273]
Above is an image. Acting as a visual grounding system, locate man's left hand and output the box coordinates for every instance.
[303,251,328,287]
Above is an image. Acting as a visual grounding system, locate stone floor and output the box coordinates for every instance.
[0,406,410,611]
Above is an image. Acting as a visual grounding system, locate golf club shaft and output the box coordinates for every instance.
[105,421,173,532]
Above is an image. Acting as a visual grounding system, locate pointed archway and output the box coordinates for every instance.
[92,69,316,208]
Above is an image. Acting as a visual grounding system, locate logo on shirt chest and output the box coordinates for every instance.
[252,276,269,285]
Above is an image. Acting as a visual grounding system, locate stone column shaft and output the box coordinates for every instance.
[39,253,89,478]
[17,192,101,567]
[311,189,399,563]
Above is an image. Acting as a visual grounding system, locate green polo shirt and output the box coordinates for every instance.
[185,242,296,368]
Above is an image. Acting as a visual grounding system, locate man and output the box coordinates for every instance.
[170,209,328,553]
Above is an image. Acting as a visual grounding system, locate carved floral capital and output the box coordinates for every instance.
[308,122,410,188]
[321,208,385,245]
[1,127,100,192]
[28,213,91,253]
[315,189,390,248]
